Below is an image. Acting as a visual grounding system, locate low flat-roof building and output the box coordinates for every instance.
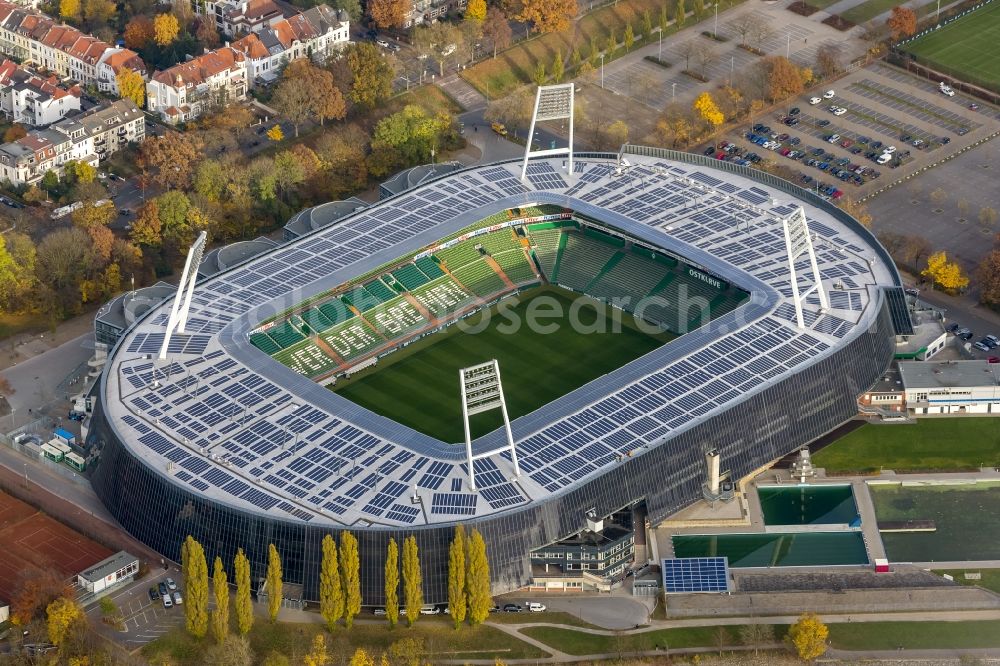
[897,360,1000,415]
[77,551,138,595]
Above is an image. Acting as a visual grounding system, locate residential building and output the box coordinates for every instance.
[0,59,80,125]
[0,98,143,185]
[146,46,247,124]
[230,5,349,85]
[207,0,288,37]
[0,1,145,89]
[405,0,467,28]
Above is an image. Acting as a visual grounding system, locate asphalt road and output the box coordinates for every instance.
[0,332,91,418]
[497,594,652,630]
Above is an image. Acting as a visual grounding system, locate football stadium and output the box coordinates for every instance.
[88,145,904,604]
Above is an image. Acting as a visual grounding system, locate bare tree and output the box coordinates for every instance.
[731,13,757,46]
[929,188,948,205]
[815,43,842,78]
[677,40,698,71]
[695,41,718,79]
[748,16,774,52]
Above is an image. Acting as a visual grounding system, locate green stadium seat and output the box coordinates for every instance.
[528,228,563,280]
[250,332,281,355]
[364,279,397,303]
[452,261,507,298]
[415,256,444,279]
[587,253,673,304]
[436,242,482,271]
[392,264,431,290]
[318,299,354,326]
[321,319,383,361]
[300,308,333,334]
[365,296,429,340]
[411,277,470,317]
[272,340,338,377]
[268,321,305,349]
[555,233,622,292]
[493,249,537,284]
[478,230,521,255]
[342,287,382,312]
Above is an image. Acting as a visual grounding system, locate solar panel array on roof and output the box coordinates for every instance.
[105,155,896,528]
[662,557,730,593]
[884,286,914,336]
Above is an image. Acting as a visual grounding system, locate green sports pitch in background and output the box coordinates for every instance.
[902,1,1000,92]
[332,287,674,443]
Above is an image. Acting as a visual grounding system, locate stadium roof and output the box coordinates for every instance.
[102,149,899,529]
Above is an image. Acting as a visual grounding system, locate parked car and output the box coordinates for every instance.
[939,83,955,96]
[503,604,522,613]
[788,107,800,115]
[975,339,992,351]
[172,591,183,605]
[527,602,547,612]
[833,107,847,116]
[884,145,897,154]
[809,97,821,105]
[957,328,974,340]
[163,595,173,609]
[148,587,159,601]
[817,119,831,127]
[490,604,501,613]
[166,577,177,591]
[877,154,892,165]
[823,90,835,99]
[419,605,439,615]
[989,356,1000,364]
[373,608,387,616]
[376,39,390,47]
[158,582,168,597]
[946,323,961,333]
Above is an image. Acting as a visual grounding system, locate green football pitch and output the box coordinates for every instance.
[331,287,674,443]
[903,1,1000,91]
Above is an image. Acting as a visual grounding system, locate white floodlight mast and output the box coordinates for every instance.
[521,83,575,181]
[782,206,828,329]
[459,360,521,490]
[159,231,207,359]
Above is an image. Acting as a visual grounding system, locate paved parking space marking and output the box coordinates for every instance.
[847,79,977,134]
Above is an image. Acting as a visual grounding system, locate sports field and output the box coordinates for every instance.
[902,1,1000,91]
[332,287,674,443]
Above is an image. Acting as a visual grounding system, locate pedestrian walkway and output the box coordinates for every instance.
[436,73,488,111]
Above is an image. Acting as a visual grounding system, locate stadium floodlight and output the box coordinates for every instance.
[459,360,520,491]
[520,83,575,182]
[781,205,828,329]
[158,231,207,359]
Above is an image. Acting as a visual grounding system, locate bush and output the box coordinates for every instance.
[700,30,729,41]
[643,55,672,68]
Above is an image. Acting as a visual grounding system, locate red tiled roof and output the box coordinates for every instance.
[151,47,245,88]
[231,33,269,60]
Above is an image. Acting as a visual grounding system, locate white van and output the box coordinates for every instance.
[527,602,547,612]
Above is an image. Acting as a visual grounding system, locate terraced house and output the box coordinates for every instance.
[0,1,145,94]
[230,5,350,86]
[0,59,81,126]
[0,98,143,186]
[146,46,248,124]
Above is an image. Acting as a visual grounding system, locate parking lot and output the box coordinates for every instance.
[86,569,185,649]
[704,62,1000,201]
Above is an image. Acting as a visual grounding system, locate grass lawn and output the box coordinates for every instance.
[902,0,1000,91]
[0,312,51,341]
[829,620,1000,650]
[803,0,842,9]
[521,624,789,655]
[333,286,672,443]
[811,418,1000,473]
[144,620,549,664]
[934,568,1000,594]
[840,0,907,24]
[460,0,740,98]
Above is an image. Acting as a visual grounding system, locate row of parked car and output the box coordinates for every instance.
[372,601,547,616]
[148,577,182,608]
[946,323,1000,355]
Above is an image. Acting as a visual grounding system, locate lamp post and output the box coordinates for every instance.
[600,53,605,89]
[671,82,676,103]
[714,3,719,39]
[658,28,663,62]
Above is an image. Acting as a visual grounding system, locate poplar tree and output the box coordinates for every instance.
[384,537,399,627]
[447,526,467,628]
[320,534,343,631]
[466,529,491,625]
[340,531,362,628]
[402,535,422,626]
[183,536,209,638]
[211,556,229,644]
[234,548,253,635]
[266,544,283,622]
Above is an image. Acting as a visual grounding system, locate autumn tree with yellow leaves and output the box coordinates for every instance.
[923,251,969,292]
[693,92,724,127]
[116,67,145,109]
[788,612,829,661]
[154,13,180,46]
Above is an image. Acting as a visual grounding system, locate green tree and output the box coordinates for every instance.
[340,531,361,628]
[675,0,685,27]
[788,613,828,661]
[0,232,36,313]
[447,526,466,628]
[402,535,422,626]
[532,61,546,85]
[606,28,617,57]
[234,548,253,636]
[211,556,229,644]
[266,544,283,623]
[692,0,703,19]
[624,23,635,52]
[155,190,191,246]
[183,536,209,638]
[660,2,669,29]
[194,159,226,202]
[384,537,399,627]
[551,50,564,83]
[345,43,394,110]
[570,46,581,69]
[320,534,343,631]
[642,10,653,38]
[466,528,491,625]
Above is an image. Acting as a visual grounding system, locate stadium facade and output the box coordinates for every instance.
[89,147,904,603]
